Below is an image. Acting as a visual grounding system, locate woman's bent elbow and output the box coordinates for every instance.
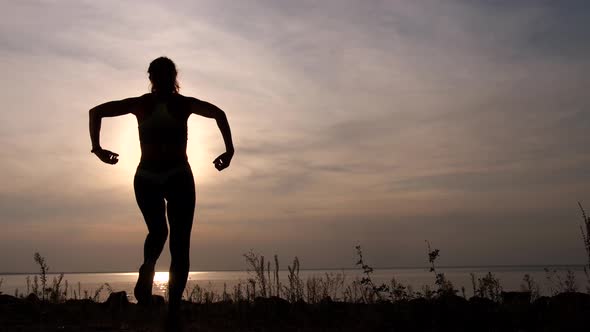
[216,110,227,121]
[89,107,101,119]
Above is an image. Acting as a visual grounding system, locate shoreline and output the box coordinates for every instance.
[1,264,587,276]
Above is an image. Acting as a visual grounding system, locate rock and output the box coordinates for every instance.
[469,296,496,306]
[550,292,590,310]
[0,294,22,305]
[252,296,290,319]
[532,296,550,308]
[294,298,307,306]
[436,294,468,308]
[434,295,469,328]
[105,291,129,311]
[253,296,289,308]
[25,293,40,303]
[502,291,531,305]
[151,294,166,308]
[409,297,429,307]
[543,292,590,330]
[468,296,498,316]
[319,296,333,305]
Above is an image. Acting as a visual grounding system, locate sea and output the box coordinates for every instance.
[0,266,586,302]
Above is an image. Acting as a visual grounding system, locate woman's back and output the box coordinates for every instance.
[135,93,192,169]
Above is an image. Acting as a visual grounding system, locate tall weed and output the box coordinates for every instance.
[355,245,389,302]
[472,272,502,301]
[284,256,304,302]
[426,241,456,296]
[520,274,541,301]
[578,202,590,293]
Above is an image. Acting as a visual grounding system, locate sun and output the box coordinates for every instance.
[153,271,169,283]
[110,116,217,185]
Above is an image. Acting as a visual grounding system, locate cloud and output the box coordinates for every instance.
[0,1,589,271]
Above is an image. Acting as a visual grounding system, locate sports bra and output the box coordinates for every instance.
[136,94,189,145]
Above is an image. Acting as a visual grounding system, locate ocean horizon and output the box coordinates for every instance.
[1,265,587,302]
[1,263,586,275]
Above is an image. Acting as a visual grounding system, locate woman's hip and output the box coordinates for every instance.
[134,161,194,188]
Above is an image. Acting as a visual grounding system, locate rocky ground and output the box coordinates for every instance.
[1,291,590,331]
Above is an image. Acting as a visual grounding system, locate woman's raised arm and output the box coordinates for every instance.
[89,97,140,164]
[188,97,234,171]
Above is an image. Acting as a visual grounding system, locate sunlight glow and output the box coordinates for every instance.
[109,117,218,185]
[154,271,169,283]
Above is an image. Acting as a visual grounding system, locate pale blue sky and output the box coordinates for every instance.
[0,0,589,272]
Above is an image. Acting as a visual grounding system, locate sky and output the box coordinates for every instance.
[1,0,589,273]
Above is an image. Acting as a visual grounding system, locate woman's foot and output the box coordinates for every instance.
[165,306,183,332]
[134,264,155,305]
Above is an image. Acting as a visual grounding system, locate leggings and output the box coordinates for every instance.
[133,161,195,308]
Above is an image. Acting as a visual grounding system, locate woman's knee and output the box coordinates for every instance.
[169,242,190,263]
[148,224,169,242]
[171,256,190,271]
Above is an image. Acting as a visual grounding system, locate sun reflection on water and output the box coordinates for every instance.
[154,271,169,283]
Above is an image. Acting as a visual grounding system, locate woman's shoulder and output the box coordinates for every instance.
[175,93,196,102]
[174,94,204,109]
[167,94,194,118]
[137,93,195,109]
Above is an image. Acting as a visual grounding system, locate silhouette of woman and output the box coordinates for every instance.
[89,57,234,318]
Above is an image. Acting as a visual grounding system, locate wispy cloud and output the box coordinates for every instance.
[0,0,589,271]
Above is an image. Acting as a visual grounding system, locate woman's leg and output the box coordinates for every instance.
[133,172,168,303]
[164,166,196,312]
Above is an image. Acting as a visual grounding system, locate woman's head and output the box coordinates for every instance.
[148,57,179,94]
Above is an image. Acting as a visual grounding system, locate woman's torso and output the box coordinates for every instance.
[134,93,191,171]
